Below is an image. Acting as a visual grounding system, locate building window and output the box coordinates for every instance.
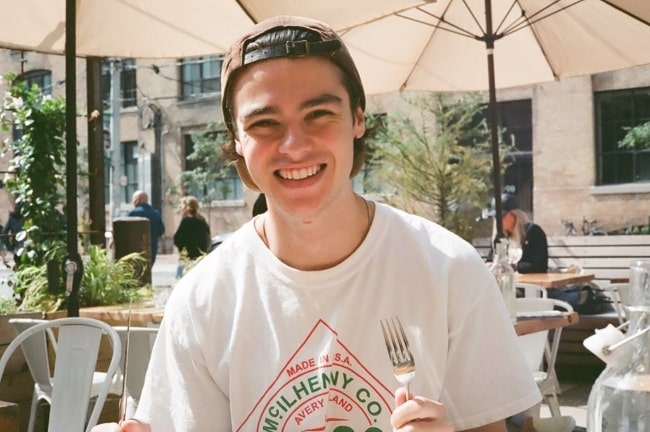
[465,99,533,211]
[123,141,139,203]
[19,69,53,95]
[183,133,243,201]
[497,99,533,212]
[102,59,137,109]
[180,56,222,99]
[596,87,650,185]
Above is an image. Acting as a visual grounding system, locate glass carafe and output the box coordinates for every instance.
[587,260,650,431]
[491,238,516,322]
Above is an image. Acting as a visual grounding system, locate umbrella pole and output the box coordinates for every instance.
[65,0,83,317]
[485,0,503,238]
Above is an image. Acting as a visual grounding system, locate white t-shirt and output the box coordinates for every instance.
[137,202,540,431]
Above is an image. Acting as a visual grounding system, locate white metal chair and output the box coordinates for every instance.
[515,297,573,417]
[599,283,631,325]
[516,282,548,298]
[2,317,122,432]
[113,326,158,418]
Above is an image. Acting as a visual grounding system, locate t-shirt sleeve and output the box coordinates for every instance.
[442,251,541,430]
[135,287,231,431]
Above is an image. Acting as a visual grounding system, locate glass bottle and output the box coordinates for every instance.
[587,260,650,431]
[491,238,517,322]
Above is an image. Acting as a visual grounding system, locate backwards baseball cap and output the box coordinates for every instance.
[220,15,366,134]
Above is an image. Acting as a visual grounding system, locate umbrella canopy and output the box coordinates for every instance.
[0,0,425,316]
[340,0,650,233]
[0,0,423,58]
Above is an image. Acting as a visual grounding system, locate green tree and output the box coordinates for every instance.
[180,123,235,208]
[0,73,67,267]
[365,93,513,241]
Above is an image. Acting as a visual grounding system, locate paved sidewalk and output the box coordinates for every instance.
[152,254,180,287]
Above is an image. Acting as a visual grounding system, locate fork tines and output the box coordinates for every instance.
[380,316,415,367]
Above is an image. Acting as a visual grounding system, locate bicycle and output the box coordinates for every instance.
[582,217,608,236]
[561,219,578,236]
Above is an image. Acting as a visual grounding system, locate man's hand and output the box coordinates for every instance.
[391,387,454,431]
[91,419,151,432]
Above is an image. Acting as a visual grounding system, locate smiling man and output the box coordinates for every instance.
[94,15,539,432]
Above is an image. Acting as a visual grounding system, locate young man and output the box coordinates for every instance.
[95,15,539,432]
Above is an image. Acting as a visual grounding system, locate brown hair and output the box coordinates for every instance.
[181,195,206,223]
[220,16,367,191]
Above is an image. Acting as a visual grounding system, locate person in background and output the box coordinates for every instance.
[127,191,164,264]
[173,195,211,279]
[93,15,539,432]
[2,203,25,268]
[252,192,267,216]
[487,193,548,274]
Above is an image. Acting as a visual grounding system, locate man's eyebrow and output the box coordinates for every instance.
[300,93,344,110]
[239,93,344,121]
[240,105,279,121]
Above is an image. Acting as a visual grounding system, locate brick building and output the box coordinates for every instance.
[0,49,648,250]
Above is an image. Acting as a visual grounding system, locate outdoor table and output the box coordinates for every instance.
[516,272,595,289]
[80,304,163,326]
[514,311,579,336]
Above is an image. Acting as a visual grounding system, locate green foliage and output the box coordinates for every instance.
[0,297,18,315]
[619,121,650,150]
[79,245,149,307]
[365,93,513,241]
[0,73,67,267]
[180,123,233,205]
[14,245,149,313]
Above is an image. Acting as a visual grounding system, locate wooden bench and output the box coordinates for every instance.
[545,235,650,285]
[472,234,650,375]
[472,234,650,284]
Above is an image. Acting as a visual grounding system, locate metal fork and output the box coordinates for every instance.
[380,316,416,399]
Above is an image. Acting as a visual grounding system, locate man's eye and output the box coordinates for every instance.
[248,119,277,129]
[306,109,333,120]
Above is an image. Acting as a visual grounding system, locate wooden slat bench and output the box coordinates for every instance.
[545,235,650,285]
[472,234,650,376]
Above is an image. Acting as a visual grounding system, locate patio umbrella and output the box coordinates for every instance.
[0,0,425,315]
[339,0,650,234]
[0,0,423,58]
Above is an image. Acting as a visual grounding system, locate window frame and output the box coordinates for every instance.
[182,132,243,203]
[595,87,650,185]
[179,56,223,100]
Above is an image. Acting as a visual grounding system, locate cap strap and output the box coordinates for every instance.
[243,39,341,65]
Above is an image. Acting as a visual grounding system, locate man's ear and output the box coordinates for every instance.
[353,107,365,139]
[235,138,243,156]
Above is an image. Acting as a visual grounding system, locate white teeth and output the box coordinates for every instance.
[278,165,321,180]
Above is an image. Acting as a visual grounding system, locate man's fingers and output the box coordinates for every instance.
[391,391,453,431]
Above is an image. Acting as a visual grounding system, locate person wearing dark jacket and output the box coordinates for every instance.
[173,196,210,278]
[2,204,25,267]
[127,191,165,264]
[487,193,548,273]
[507,209,549,273]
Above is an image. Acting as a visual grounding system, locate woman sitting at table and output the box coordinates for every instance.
[487,193,548,274]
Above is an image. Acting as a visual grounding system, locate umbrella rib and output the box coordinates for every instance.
[337,4,450,33]
[602,0,650,26]
[502,0,584,36]
[400,6,482,40]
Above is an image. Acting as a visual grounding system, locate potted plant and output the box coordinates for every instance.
[12,245,150,315]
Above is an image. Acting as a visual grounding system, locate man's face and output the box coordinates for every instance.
[231,56,365,217]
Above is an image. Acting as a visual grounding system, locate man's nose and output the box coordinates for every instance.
[279,124,311,154]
